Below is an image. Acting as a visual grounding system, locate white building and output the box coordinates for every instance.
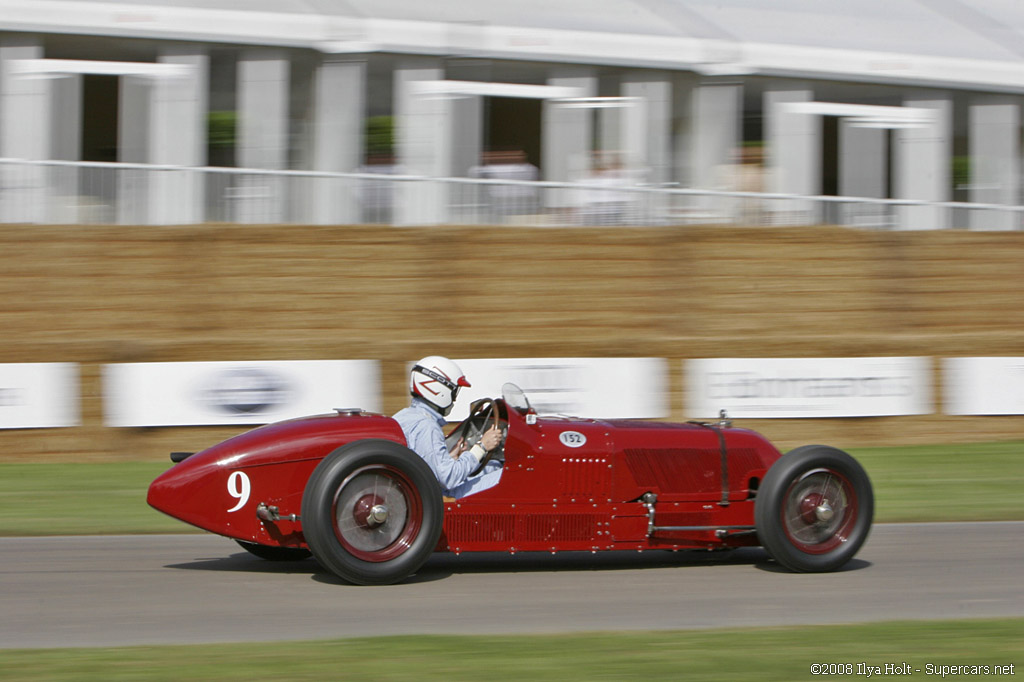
[1,0,1022,228]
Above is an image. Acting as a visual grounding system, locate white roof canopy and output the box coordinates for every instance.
[3,0,1024,91]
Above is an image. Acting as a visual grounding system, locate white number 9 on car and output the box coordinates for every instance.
[226,471,251,512]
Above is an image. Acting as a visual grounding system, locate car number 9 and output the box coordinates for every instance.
[226,471,251,512]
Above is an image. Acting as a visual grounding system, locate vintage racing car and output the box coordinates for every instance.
[148,383,874,584]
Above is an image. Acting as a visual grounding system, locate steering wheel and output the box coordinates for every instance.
[445,398,506,477]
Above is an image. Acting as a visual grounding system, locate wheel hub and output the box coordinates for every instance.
[353,494,387,529]
[367,504,389,527]
[799,493,825,524]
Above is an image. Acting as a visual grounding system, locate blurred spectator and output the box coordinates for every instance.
[469,149,539,223]
[713,145,770,225]
[579,152,643,225]
[357,152,401,224]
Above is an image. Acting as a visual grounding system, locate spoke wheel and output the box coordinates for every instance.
[332,465,422,562]
[781,468,857,554]
[302,440,442,585]
[755,445,873,572]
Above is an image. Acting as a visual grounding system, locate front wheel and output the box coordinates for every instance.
[755,445,873,572]
[301,439,443,585]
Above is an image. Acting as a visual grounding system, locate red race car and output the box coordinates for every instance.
[148,383,873,585]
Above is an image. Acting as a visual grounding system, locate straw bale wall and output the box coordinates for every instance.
[2,223,1023,461]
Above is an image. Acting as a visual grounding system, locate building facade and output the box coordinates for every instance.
[1,0,1022,228]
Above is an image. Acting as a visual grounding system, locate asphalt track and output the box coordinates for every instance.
[2,522,1022,649]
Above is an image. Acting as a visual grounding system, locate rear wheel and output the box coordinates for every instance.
[755,445,873,572]
[301,439,443,585]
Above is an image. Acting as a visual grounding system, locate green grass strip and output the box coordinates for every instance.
[0,461,183,536]
[0,441,1021,536]
[0,619,1020,681]
[850,440,1024,522]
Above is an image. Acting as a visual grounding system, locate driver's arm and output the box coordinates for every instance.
[420,424,483,490]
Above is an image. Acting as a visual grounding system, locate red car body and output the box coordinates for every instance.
[149,386,873,584]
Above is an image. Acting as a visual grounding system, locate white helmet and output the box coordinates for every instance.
[410,356,470,416]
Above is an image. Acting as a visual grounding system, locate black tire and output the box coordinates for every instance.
[235,540,312,561]
[301,439,443,585]
[754,445,873,572]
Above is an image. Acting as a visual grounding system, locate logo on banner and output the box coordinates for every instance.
[708,372,914,400]
[0,387,25,407]
[197,368,291,415]
[509,363,584,415]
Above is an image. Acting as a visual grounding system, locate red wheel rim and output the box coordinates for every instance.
[330,465,424,562]
[780,468,858,554]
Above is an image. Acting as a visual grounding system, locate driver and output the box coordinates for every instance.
[393,356,503,499]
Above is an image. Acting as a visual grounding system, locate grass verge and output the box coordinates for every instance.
[0,619,1020,681]
[850,440,1024,522]
[0,441,1021,536]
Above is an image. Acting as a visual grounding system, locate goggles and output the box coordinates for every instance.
[414,364,470,399]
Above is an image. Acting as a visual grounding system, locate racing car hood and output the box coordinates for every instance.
[147,411,405,539]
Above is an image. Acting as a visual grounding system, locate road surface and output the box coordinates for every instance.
[2,522,1021,649]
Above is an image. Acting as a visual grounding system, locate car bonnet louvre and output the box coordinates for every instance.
[624,447,761,495]
[445,511,600,545]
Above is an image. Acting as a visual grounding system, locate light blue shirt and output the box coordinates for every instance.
[393,398,479,494]
[393,398,502,499]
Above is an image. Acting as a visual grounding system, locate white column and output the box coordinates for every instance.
[50,75,81,161]
[449,93,482,224]
[117,75,150,224]
[542,70,596,219]
[149,48,207,224]
[237,50,289,223]
[311,58,364,225]
[692,81,741,223]
[839,122,887,226]
[393,58,445,226]
[692,82,741,189]
[0,37,50,223]
[622,73,671,187]
[765,85,820,225]
[450,94,482,178]
[598,97,622,159]
[969,96,1020,231]
[840,124,886,198]
[895,94,951,230]
[119,78,149,164]
[623,73,670,224]
[50,74,82,223]
[543,70,596,182]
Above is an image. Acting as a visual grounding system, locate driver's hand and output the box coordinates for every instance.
[480,425,503,452]
[449,438,467,459]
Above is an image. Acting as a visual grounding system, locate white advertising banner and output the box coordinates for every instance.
[0,363,79,429]
[444,358,667,422]
[944,357,1024,415]
[686,357,932,419]
[103,360,381,427]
